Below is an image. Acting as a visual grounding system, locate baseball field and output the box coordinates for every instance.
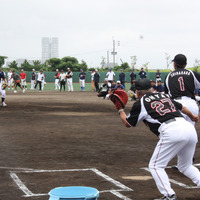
[1,90,200,200]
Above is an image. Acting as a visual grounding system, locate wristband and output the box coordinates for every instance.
[118,109,124,114]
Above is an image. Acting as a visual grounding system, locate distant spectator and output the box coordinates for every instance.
[139,68,146,79]
[119,69,126,87]
[91,70,95,91]
[79,69,87,91]
[97,78,111,99]
[130,69,136,83]
[155,80,164,94]
[115,80,125,90]
[94,69,100,91]
[155,69,161,85]
[106,68,115,83]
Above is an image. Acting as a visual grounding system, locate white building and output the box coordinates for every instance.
[42,37,58,61]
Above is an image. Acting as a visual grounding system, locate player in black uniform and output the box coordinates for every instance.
[117,79,200,200]
[164,54,200,125]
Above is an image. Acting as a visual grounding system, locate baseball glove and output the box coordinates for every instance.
[110,89,128,109]
[1,82,8,90]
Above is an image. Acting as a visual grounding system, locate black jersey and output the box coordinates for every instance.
[164,68,200,99]
[126,93,183,136]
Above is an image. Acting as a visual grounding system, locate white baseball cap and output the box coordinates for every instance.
[104,78,108,81]
[117,80,121,84]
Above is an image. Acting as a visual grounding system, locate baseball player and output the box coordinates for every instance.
[0,70,7,106]
[34,69,45,92]
[139,67,147,79]
[59,70,66,92]
[156,69,162,85]
[116,79,200,200]
[115,80,125,90]
[91,70,95,91]
[79,69,86,91]
[164,54,200,125]
[54,69,60,90]
[7,68,13,90]
[20,69,27,89]
[97,78,111,99]
[0,68,6,84]
[119,69,126,87]
[94,69,100,91]
[66,68,73,91]
[106,68,115,83]
[30,69,36,90]
[11,70,25,93]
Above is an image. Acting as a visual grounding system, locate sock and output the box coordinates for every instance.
[2,98,5,103]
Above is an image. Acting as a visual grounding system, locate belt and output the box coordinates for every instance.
[175,97,182,100]
[164,118,176,124]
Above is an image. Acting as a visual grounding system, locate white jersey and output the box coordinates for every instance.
[37,73,45,81]
[60,73,66,81]
[106,71,115,81]
[7,72,12,80]
[91,72,95,81]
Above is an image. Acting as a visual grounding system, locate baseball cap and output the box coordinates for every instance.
[12,70,15,72]
[172,54,187,66]
[32,69,35,71]
[117,80,121,84]
[67,68,70,70]
[135,79,151,90]
[104,78,108,81]
[80,69,83,72]
[109,68,111,71]
[40,69,43,72]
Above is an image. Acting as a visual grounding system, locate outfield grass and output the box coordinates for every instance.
[9,82,132,92]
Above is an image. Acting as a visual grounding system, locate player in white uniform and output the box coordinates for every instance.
[34,70,45,92]
[106,68,115,83]
[7,68,13,90]
[117,79,200,200]
[66,68,73,92]
[0,70,7,106]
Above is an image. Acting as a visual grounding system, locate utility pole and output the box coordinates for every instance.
[111,39,118,67]
[107,50,109,68]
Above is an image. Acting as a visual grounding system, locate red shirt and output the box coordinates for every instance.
[20,72,26,79]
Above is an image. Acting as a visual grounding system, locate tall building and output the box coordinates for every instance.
[42,37,58,61]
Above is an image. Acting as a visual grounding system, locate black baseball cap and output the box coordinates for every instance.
[135,79,151,90]
[172,54,187,66]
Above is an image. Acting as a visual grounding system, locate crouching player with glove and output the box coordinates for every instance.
[97,78,111,99]
[110,78,200,200]
[0,70,7,107]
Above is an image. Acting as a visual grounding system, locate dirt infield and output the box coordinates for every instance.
[1,91,200,200]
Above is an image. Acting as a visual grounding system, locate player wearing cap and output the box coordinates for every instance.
[54,69,60,90]
[0,69,7,106]
[117,79,200,200]
[7,68,13,90]
[130,69,136,83]
[11,71,25,94]
[30,69,36,90]
[20,69,27,89]
[94,69,100,91]
[115,80,125,90]
[79,69,86,91]
[97,78,111,99]
[139,67,147,79]
[106,68,115,83]
[59,70,66,92]
[66,68,73,92]
[35,70,45,92]
[155,69,162,85]
[164,54,200,125]
[119,69,126,87]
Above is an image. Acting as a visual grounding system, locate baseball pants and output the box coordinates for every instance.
[80,79,85,91]
[31,80,35,90]
[175,96,199,126]
[67,78,73,91]
[0,84,6,99]
[21,79,27,87]
[8,79,13,89]
[55,79,60,90]
[149,118,200,197]
[35,81,42,91]
[60,80,66,91]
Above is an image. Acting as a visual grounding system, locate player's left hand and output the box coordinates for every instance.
[191,114,199,122]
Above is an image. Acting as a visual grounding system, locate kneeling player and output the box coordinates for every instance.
[97,78,111,99]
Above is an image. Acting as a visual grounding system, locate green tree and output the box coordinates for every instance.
[0,56,8,67]
[61,57,79,65]
[32,60,42,71]
[47,58,61,71]
[121,62,130,71]
[193,59,200,72]
[8,60,18,70]
[79,60,88,72]
[21,60,32,71]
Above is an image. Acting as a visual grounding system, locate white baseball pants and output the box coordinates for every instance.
[8,79,13,89]
[21,79,26,86]
[55,79,60,90]
[149,118,200,197]
[31,80,35,90]
[0,83,6,98]
[67,78,73,91]
[80,79,85,87]
[175,96,199,126]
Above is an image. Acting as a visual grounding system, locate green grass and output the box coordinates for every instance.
[8,82,132,92]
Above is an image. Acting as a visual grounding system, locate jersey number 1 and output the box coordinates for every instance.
[178,76,185,91]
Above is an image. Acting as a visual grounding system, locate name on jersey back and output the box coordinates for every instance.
[170,70,190,77]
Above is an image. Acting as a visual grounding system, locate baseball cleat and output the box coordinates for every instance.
[154,194,177,200]
[23,89,25,93]
[2,102,7,107]
[14,90,17,93]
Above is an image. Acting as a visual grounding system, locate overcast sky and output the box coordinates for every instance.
[1,0,200,69]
